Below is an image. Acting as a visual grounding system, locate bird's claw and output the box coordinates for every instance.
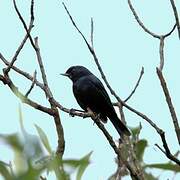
[92,113,101,125]
[69,108,75,117]
[95,113,100,120]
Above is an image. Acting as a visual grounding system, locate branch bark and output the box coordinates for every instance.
[156,68,180,145]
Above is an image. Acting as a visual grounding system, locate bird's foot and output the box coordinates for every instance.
[93,113,101,125]
[69,108,75,117]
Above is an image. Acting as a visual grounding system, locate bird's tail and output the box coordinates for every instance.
[111,116,131,136]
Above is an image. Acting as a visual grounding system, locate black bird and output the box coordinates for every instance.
[61,65,131,136]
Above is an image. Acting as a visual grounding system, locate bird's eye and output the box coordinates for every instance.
[71,68,75,74]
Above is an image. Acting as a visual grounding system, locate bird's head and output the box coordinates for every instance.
[61,66,92,82]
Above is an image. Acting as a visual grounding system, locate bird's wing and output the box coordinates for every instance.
[88,75,113,108]
[73,74,115,117]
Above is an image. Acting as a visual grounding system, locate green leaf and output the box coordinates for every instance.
[18,104,27,136]
[130,123,142,139]
[135,139,148,161]
[76,151,92,180]
[144,162,180,172]
[0,133,23,152]
[0,161,12,180]
[34,124,52,154]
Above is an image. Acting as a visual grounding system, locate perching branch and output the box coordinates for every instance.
[0,53,91,118]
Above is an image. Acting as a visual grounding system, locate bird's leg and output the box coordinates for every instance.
[69,108,84,117]
[87,107,101,125]
[87,107,95,116]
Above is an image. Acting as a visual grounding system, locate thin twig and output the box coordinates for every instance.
[127,0,160,39]
[5,0,34,74]
[13,0,37,50]
[34,37,52,98]
[169,0,180,39]
[156,68,180,145]
[155,144,166,155]
[155,131,180,165]
[0,53,45,90]
[159,37,165,71]
[25,70,37,97]
[90,18,94,49]
[124,67,144,102]
[163,24,176,38]
[128,0,176,39]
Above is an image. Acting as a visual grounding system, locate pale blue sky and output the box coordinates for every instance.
[0,0,180,179]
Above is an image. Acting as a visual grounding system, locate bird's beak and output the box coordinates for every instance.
[60,73,69,77]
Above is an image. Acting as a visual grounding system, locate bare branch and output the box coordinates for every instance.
[127,0,160,39]
[156,68,180,145]
[128,0,176,39]
[90,18,94,49]
[34,37,53,98]
[163,24,176,38]
[13,0,37,50]
[169,0,180,39]
[62,2,93,53]
[4,0,35,74]
[25,70,37,97]
[0,73,53,116]
[124,67,144,102]
[155,131,180,165]
[159,37,165,71]
[54,109,65,156]
[155,144,166,155]
[0,53,44,90]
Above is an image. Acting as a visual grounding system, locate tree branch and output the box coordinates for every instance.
[25,70,37,97]
[169,0,180,39]
[0,73,53,116]
[4,0,34,75]
[13,0,37,50]
[128,0,176,39]
[124,67,144,102]
[159,37,165,71]
[156,68,180,145]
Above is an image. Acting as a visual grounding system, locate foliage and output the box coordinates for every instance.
[0,105,91,180]
[129,125,180,180]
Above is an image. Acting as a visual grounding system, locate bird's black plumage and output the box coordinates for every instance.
[62,65,131,136]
